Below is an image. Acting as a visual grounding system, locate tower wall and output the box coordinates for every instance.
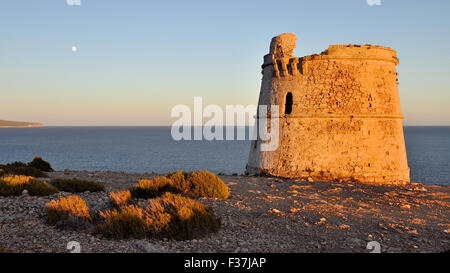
[247,34,410,185]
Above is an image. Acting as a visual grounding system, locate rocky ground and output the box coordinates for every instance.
[0,170,449,253]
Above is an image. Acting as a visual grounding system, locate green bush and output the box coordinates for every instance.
[161,192,221,240]
[51,178,105,193]
[165,170,230,199]
[27,156,53,172]
[0,161,47,178]
[98,205,149,239]
[187,171,230,199]
[0,175,59,197]
[0,183,20,196]
[0,157,53,177]
[97,192,220,240]
[27,180,59,196]
[16,166,47,177]
[165,171,191,192]
[130,176,174,199]
[130,171,229,199]
[1,161,27,170]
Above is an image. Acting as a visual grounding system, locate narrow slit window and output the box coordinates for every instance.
[285,92,293,114]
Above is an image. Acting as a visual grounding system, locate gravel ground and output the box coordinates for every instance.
[0,170,449,253]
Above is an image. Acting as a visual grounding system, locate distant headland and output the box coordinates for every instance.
[0,120,43,128]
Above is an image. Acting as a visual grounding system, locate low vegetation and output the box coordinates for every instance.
[184,171,230,199]
[130,171,229,199]
[25,180,59,196]
[97,192,221,240]
[31,167,226,241]
[51,178,105,193]
[166,170,230,199]
[0,156,53,178]
[109,190,132,207]
[0,244,6,253]
[130,176,174,199]
[46,195,92,226]
[28,156,53,172]
[161,192,222,240]
[0,162,47,177]
[0,175,59,197]
[97,204,150,238]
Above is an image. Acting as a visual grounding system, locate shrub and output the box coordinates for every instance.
[0,182,22,196]
[46,195,92,226]
[161,192,221,240]
[97,192,220,240]
[15,166,47,177]
[1,161,27,170]
[0,175,26,196]
[27,180,59,196]
[130,171,229,199]
[0,161,47,177]
[27,156,53,172]
[165,170,230,199]
[145,199,172,233]
[165,171,191,192]
[0,244,6,253]
[51,178,104,193]
[0,157,52,177]
[98,205,148,238]
[1,175,33,186]
[0,175,59,196]
[130,177,174,199]
[187,171,230,199]
[0,161,47,178]
[110,190,132,207]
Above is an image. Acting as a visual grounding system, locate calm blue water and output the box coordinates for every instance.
[0,126,448,186]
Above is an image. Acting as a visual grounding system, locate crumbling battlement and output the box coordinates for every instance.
[266,44,399,78]
[247,33,410,185]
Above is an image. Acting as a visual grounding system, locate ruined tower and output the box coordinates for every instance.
[246,33,410,184]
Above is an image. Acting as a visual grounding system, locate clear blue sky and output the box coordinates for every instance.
[1,0,449,125]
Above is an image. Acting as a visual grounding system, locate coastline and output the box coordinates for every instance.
[0,120,43,128]
[0,125,44,128]
[0,170,448,253]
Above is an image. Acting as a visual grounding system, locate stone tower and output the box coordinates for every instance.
[246,33,410,185]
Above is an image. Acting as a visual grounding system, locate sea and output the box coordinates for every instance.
[0,126,448,186]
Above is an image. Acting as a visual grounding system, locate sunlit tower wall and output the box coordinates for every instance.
[246,33,410,185]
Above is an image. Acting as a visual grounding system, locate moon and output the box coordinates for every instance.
[72,46,77,52]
